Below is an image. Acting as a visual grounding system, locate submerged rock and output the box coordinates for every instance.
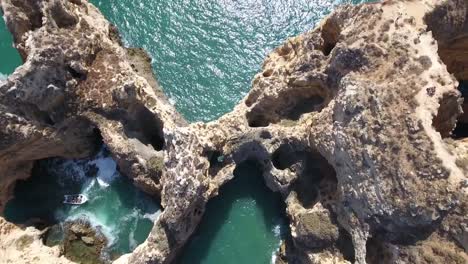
[62,220,108,264]
[0,0,467,264]
[44,224,65,247]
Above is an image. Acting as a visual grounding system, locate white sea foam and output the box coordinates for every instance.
[55,147,119,188]
[270,238,283,264]
[127,210,139,250]
[143,210,161,222]
[54,206,118,248]
[54,159,87,187]
[139,199,162,222]
[81,178,97,195]
[120,208,140,223]
[120,208,141,250]
[271,221,286,263]
[271,253,277,264]
[0,72,7,83]
[65,211,118,247]
[50,145,159,253]
[129,228,138,250]
[169,97,177,106]
[92,156,118,187]
[273,224,281,237]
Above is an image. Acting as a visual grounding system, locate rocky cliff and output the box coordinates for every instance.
[0,0,467,264]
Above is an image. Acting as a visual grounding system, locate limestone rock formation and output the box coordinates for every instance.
[0,0,185,213]
[62,220,108,264]
[0,0,467,264]
[0,217,73,263]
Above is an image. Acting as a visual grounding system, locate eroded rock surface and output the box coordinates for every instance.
[0,0,467,264]
[0,217,72,263]
[62,220,108,264]
[0,0,185,213]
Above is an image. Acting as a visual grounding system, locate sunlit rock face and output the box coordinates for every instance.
[0,0,468,264]
[117,0,468,263]
[0,0,185,212]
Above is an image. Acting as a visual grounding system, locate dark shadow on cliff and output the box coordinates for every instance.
[452,81,468,139]
[177,160,289,264]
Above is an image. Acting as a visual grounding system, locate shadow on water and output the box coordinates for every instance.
[178,160,288,264]
[4,147,160,256]
[4,160,80,226]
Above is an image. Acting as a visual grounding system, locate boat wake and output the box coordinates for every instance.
[47,146,161,254]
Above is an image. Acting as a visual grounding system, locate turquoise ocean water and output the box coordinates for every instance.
[177,161,288,264]
[90,0,368,122]
[1,0,369,262]
[4,147,160,256]
[0,10,21,78]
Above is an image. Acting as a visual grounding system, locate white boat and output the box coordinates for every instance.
[63,194,88,205]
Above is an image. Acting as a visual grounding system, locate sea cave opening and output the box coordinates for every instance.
[123,104,165,151]
[452,81,468,139]
[246,86,329,128]
[432,81,468,140]
[271,143,355,262]
[203,148,226,177]
[320,16,340,56]
[365,236,393,264]
[4,145,161,263]
[177,160,289,264]
[425,3,468,140]
[272,144,337,209]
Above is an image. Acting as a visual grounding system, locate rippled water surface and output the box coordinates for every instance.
[5,147,160,256]
[91,0,368,122]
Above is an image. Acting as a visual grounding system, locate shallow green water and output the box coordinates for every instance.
[178,161,288,264]
[0,11,22,76]
[2,0,371,262]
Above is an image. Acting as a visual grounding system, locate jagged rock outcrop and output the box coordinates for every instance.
[0,218,73,263]
[124,0,468,263]
[0,0,186,213]
[62,220,108,264]
[0,0,467,264]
